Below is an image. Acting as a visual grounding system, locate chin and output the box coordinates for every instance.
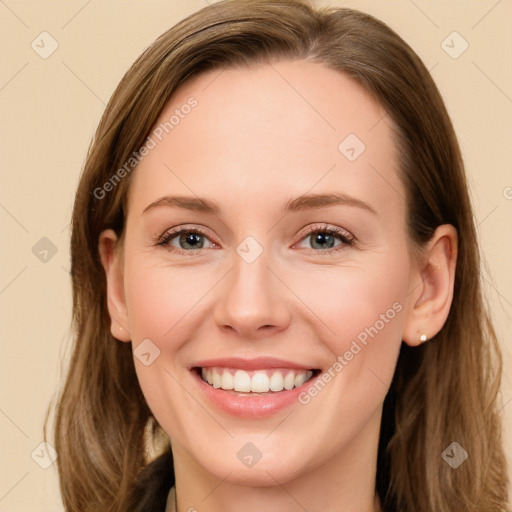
[195,441,315,487]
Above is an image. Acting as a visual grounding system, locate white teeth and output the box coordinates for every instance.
[283,372,295,390]
[250,373,270,393]
[294,372,308,387]
[269,371,284,392]
[212,368,222,388]
[221,369,234,390]
[200,367,315,393]
[233,370,251,392]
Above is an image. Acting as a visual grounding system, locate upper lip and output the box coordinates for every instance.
[189,357,317,371]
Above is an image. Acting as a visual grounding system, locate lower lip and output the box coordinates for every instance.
[191,369,318,418]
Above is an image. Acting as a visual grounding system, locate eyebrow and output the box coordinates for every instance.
[142,192,377,216]
[143,195,221,215]
[284,192,377,215]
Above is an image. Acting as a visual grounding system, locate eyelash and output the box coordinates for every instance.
[156,223,355,255]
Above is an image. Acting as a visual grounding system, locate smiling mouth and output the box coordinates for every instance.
[193,367,321,394]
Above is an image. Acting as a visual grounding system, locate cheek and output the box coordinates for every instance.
[123,256,209,343]
[287,255,409,449]
[295,253,409,392]
[122,256,209,437]
[299,257,407,344]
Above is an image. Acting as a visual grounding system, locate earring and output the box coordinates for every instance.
[420,333,428,342]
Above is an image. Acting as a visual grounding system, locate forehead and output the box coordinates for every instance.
[129,59,405,220]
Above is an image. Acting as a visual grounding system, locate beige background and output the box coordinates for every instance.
[0,0,510,510]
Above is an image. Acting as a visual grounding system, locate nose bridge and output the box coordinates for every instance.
[213,239,290,336]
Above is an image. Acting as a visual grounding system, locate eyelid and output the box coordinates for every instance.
[295,223,354,244]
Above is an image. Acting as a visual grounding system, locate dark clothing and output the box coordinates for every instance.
[132,448,174,512]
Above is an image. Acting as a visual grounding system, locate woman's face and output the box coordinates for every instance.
[109,60,420,485]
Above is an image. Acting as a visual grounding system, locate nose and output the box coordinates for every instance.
[213,249,291,340]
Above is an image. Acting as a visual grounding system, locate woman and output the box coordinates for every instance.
[45,0,509,510]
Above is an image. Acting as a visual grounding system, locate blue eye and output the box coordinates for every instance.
[297,226,354,253]
[307,231,340,249]
[157,228,215,252]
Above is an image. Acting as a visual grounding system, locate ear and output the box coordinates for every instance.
[98,229,131,342]
[402,224,458,347]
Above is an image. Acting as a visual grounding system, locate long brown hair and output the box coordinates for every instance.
[44,1,509,510]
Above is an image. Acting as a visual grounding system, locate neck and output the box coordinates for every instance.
[171,408,383,512]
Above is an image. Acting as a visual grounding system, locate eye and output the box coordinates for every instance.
[295,224,355,253]
[156,223,355,255]
[157,226,217,253]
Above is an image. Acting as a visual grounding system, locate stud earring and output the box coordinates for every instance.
[419,333,428,342]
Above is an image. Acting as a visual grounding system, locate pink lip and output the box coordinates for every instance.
[188,358,320,418]
[189,356,315,371]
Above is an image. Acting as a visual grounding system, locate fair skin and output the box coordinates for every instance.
[99,60,457,512]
